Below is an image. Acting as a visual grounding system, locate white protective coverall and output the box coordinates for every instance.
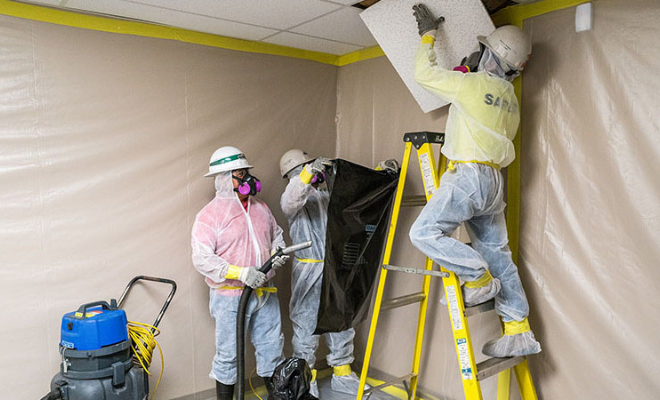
[192,172,286,384]
[281,165,366,394]
[409,35,541,357]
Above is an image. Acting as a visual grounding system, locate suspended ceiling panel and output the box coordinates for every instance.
[17,0,380,55]
[361,0,495,112]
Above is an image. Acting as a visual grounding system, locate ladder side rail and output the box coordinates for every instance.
[408,141,441,400]
[513,358,538,400]
[497,320,512,400]
[441,243,483,399]
[357,142,414,400]
[421,146,483,400]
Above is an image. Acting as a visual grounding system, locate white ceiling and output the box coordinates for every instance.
[21,0,379,55]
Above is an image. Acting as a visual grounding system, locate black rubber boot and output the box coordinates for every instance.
[263,376,277,400]
[216,380,235,400]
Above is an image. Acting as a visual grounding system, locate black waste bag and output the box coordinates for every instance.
[314,159,399,334]
[271,358,317,400]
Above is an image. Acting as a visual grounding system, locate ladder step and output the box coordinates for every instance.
[383,264,449,278]
[363,373,416,396]
[476,356,525,381]
[464,299,495,317]
[401,195,427,207]
[381,292,426,311]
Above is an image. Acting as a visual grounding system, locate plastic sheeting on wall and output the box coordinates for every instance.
[519,1,660,398]
[315,160,398,334]
[0,14,337,399]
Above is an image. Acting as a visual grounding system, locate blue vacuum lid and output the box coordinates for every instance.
[60,300,128,351]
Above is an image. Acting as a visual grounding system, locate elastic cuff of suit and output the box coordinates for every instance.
[225,265,242,280]
[464,270,493,289]
[311,369,317,382]
[504,318,531,335]
[333,365,352,377]
[421,34,435,45]
[299,167,314,184]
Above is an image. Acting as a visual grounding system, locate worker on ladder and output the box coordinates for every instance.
[408,4,542,358]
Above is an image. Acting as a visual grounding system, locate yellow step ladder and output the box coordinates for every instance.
[357,132,538,400]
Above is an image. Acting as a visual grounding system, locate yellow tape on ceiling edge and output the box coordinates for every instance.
[336,45,385,67]
[0,0,340,66]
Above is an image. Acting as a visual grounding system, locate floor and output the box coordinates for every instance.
[201,373,404,400]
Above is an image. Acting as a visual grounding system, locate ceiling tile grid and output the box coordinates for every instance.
[20,0,379,55]
[50,0,281,40]
[290,7,378,47]
[126,0,343,31]
[263,31,362,55]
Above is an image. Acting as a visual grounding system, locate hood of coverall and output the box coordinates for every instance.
[282,166,329,262]
[479,47,518,81]
[214,171,237,199]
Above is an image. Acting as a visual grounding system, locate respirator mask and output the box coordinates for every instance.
[310,171,325,185]
[233,173,262,196]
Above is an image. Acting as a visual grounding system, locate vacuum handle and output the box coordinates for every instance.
[75,300,115,319]
[117,275,177,331]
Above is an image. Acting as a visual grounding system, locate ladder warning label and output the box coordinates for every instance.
[419,153,436,196]
[445,285,463,331]
[456,338,473,380]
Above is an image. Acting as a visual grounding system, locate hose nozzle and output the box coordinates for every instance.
[282,241,312,255]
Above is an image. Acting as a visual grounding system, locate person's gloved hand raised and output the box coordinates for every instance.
[270,248,290,271]
[412,4,445,37]
[301,157,333,184]
[306,157,333,175]
[238,266,267,289]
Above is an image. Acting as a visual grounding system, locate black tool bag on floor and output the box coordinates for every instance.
[314,159,399,334]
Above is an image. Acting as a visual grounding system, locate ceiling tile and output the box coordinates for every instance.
[46,0,279,40]
[125,0,342,30]
[263,32,362,55]
[291,7,377,47]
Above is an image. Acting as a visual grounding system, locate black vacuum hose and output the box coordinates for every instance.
[236,241,312,400]
[40,388,62,400]
[236,254,273,400]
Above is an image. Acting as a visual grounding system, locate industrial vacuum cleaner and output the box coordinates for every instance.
[41,276,176,400]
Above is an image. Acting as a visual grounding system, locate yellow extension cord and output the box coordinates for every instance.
[126,323,264,400]
[127,321,164,400]
[249,367,265,400]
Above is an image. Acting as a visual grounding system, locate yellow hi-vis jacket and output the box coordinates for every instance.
[415,36,520,168]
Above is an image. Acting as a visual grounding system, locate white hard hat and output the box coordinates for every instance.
[205,146,253,177]
[279,149,315,178]
[477,25,532,71]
